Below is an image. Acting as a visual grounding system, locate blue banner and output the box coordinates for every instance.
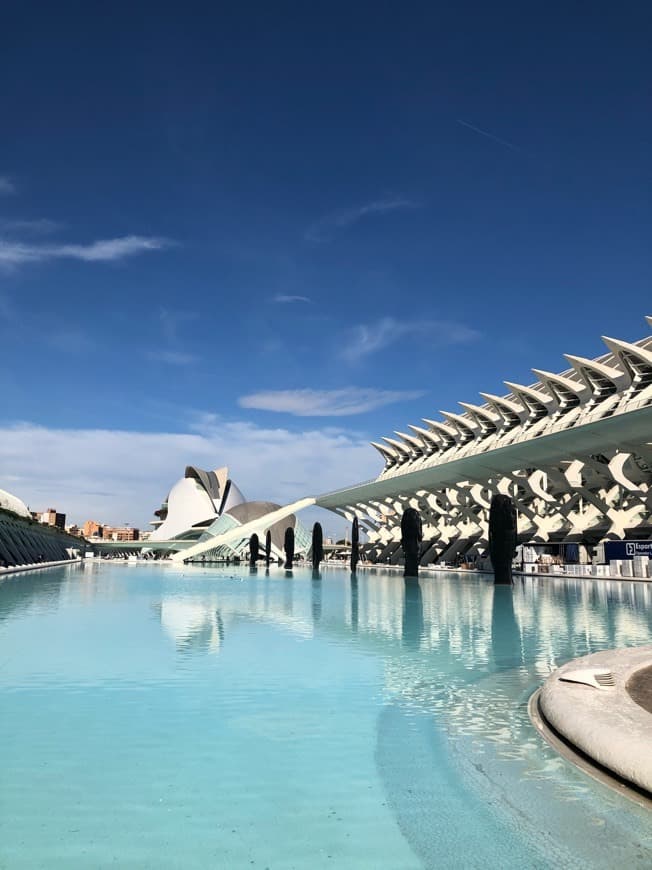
[604,541,652,560]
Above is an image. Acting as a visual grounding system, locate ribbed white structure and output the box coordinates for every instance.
[317,316,652,562]
[0,488,31,519]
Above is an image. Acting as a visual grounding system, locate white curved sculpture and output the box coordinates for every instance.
[149,465,245,542]
[0,488,31,519]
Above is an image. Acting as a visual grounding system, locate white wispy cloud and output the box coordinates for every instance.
[238,387,425,417]
[0,420,382,526]
[47,329,95,354]
[272,294,312,304]
[145,309,199,365]
[305,197,419,242]
[146,350,198,365]
[158,307,198,343]
[457,119,520,152]
[0,235,170,268]
[340,317,480,362]
[0,217,61,234]
[0,176,16,195]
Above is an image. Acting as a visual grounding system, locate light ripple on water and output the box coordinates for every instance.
[1,563,651,869]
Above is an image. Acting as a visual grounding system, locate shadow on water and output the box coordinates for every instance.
[282,571,293,614]
[402,577,423,650]
[350,574,358,633]
[375,702,536,869]
[311,571,321,623]
[491,585,522,670]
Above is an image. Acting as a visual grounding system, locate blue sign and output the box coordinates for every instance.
[604,541,652,560]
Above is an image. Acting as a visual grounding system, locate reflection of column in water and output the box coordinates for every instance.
[350,574,358,633]
[247,574,259,610]
[402,578,423,650]
[606,585,617,649]
[311,571,322,623]
[283,571,293,614]
[491,585,522,670]
[216,610,225,647]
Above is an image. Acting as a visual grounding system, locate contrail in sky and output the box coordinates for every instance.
[456,119,521,152]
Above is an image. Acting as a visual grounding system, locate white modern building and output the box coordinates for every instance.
[148,465,311,562]
[314,316,652,565]
[150,466,246,542]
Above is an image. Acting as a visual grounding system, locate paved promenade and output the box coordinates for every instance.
[534,645,652,801]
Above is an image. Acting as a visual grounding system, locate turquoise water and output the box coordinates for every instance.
[1,563,651,869]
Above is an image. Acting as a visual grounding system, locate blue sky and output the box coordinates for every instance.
[1,2,650,528]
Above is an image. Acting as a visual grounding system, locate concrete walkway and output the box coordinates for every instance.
[532,645,652,801]
[0,558,82,577]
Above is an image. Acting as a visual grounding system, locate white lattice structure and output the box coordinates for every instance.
[316,316,652,563]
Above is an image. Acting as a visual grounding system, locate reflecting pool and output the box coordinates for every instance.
[1,563,651,868]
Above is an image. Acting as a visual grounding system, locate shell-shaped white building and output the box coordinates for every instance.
[315,315,652,564]
[149,466,245,541]
[148,465,311,562]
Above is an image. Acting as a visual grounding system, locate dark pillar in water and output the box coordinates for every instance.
[249,533,259,568]
[284,526,294,569]
[265,529,272,569]
[350,517,359,573]
[312,522,324,570]
[401,508,423,578]
[488,494,517,584]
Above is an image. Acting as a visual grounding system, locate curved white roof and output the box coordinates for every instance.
[0,487,31,519]
[149,466,247,542]
[149,476,216,541]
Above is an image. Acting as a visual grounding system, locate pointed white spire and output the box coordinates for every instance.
[458,401,500,423]
[422,418,458,445]
[563,353,624,395]
[531,368,588,399]
[440,411,478,440]
[382,436,412,460]
[371,441,397,462]
[395,431,425,454]
[504,380,554,407]
[478,392,526,427]
[601,335,652,384]
[408,424,441,450]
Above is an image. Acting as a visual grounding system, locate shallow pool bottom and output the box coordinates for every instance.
[1,562,651,868]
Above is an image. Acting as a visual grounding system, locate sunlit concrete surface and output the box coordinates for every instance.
[0,558,82,576]
[537,645,652,796]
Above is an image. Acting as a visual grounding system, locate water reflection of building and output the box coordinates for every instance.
[156,581,315,654]
[151,565,652,786]
[159,598,225,654]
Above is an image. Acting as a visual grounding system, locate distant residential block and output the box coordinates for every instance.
[102,526,140,541]
[83,520,104,538]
